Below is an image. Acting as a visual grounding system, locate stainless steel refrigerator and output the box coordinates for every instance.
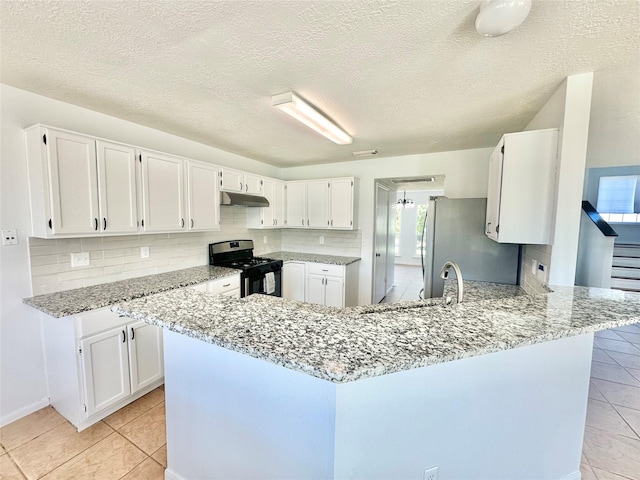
[422,197,520,298]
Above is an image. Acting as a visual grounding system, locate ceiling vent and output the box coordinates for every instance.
[352,149,379,158]
[391,177,435,184]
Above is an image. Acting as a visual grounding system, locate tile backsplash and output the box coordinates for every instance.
[281,229,362,257]
[520,244,552,295]
[28,208,363,295]
[28,208,281,295]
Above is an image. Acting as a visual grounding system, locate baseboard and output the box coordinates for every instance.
[0,397,49,427]
[562,470,581,480]
[164,468,185,480]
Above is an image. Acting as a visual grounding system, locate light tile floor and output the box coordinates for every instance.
[2,268,638,479]
[386,265,640,480]
[0,387,166,480]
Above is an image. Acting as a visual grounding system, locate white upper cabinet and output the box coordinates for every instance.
[283,177,355,230]
[96,141,137,234]
[139,150,186,232]
[186,161,219,231]
[246,177,287,229]
[285,181,307,228]
[329,177,354,229]
[307,180,331,228]
[220,167,263,195]
[25,126,137,237]
[485,128,559,244]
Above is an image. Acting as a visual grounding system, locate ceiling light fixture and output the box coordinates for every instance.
[397,191,415,209]
[475,0,532,37]
[272,92,352,145]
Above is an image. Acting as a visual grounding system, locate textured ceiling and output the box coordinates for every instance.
[1,0,639,167]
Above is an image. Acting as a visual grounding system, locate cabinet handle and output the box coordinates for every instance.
[223,283,231,287]
[245,183,248,192]
[131,328,135,340]
[322,269,329,272]
[331,220,333,227]
[94,218,98,231]
[181,218,185,228]
[103,218,107,231]
[240,182,243,191]
[307,219,309,226]
[191,219,194,228]
[375,253,381,257]
[122,330,126,343]
[301,219,304,226]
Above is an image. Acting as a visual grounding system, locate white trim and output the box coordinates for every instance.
[164,468,185,480]
[562,470,581,480]
[0,397,49,427]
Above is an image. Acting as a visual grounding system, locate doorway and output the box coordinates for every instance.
[372,176,445,304]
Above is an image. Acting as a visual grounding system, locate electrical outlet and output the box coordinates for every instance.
[140,246,150,259]
[424,466,439,480]
[319,235,324,244]
[71,252,90,268]
[1,228,18,246]
[538,263,546,276]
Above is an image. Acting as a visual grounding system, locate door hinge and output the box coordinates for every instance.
[78,347,82,355]
[141,219,144,227]
[83,404,87,412]
[42,134,47,145]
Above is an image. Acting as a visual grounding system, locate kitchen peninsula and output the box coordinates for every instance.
[113,283,640,480]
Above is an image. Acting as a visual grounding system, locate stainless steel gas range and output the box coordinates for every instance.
[208,240,282,298]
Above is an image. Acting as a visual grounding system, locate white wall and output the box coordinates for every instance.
[586,65,640,169]
[522,73,594,289]
[0,84,280,425]
[281,148,492,304]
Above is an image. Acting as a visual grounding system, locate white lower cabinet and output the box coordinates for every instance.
[304,262,359,308]
[283,262,306,302]
[188,273,241,298]
[42,307,164,431]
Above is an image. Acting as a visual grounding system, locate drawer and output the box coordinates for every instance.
[75,307,129,338]
[187,283,208,292]
[306,263,345,278]
[207,274,241,294]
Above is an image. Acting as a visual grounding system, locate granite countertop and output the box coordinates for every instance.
[265,251,361,266]
[112,282,640,384]
[23,265,238,318]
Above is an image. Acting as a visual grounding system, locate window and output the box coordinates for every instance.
[395,208,401,256]
[597,175,640,223]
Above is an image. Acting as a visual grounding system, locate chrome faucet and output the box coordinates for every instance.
[439,261,464,305]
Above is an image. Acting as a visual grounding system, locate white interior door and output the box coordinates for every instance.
[373,183,390,303]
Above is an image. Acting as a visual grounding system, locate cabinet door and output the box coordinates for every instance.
[286,181,307,228]
[47,129,100,235]
[96,141,137,234]
[140,151,185,232]
[283,262,306,301]
[244,173,263,195]
[187,161,219,231]
[80,327,131,417]
[306,273,326,305]
[261,177,275,227]
[330,178,354,229]
[324,276,345,308]
[485,143,503,242]
[273,180,286,227]
[221,167,243,192]
[307,180,330,228]
[128,322,164,393]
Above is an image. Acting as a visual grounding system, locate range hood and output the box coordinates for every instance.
[220,191,270,207]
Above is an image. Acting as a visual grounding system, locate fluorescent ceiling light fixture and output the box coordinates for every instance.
[475,0,532,37]
[272,92,352,145]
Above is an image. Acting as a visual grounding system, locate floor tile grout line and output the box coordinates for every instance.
[0,409,68,454]
[5,450,28,479]
[107,396,165,432]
